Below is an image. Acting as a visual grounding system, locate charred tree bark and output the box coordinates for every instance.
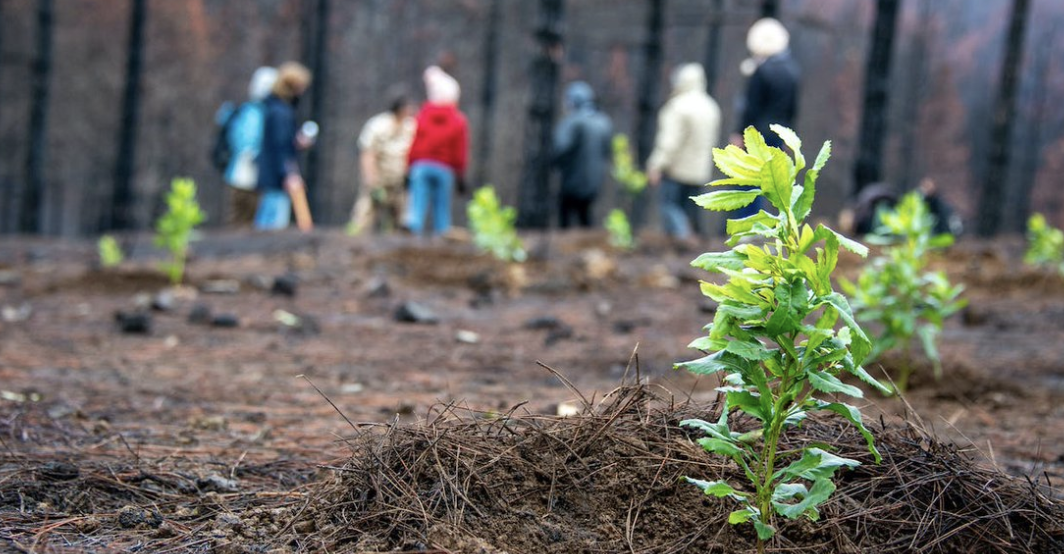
[111,0,146,231]
[516,0,563,229]
[852,0,901,194]
[895,0,931,192]
[304,0,329,222]
[703,0,724,96]
[474,0,501,188]
[1005,22,1051,233]
[632,0,664,230]
[977,0,1030,237]
[21,0,54,234]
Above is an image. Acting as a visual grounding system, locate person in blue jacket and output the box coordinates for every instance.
[217,66,277,226]
[255,62,312,231]
[552,81,613,228]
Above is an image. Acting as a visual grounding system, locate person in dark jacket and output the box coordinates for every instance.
[255,62,312,231]
[729,18,800,223]
[552,82,613,228]
[404,65,468,237]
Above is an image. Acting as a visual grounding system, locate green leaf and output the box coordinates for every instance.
[685,478,746,499]
[815,224,869,257]
[725,339,771,361]
[816,402,881,463]
[697,437,746,459]
[760,150,795,213]
[675,351,748,376]
[744,126,774,161]
[693,190,762,212]
[729,507,757,525]
[774,477,835,520]
[811,140,832,172]
[691,251,746,272]
[818,293,872,362]
[726,390,768,421]
[770,124,805,171]
[726,210,779,237]
[794,169,817,221]
[807,370,863,398]
[717,303,767,322]
[713,145,765,182]
[766,279,806,337]
[754,520,776,540]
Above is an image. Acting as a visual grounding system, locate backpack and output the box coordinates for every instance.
[211,102,238,172]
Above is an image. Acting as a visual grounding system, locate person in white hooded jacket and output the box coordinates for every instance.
[646,63,721,245]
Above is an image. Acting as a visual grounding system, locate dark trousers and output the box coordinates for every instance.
[559,193,594,229]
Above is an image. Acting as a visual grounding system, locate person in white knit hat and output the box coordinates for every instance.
[404,65,468,237]
[729,17,801,222]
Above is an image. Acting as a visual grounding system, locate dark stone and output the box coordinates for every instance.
[114,310,151,334]
[196,474,240,493]
[188,304,212,325]
[150,291,175,312]
[271,274,299,297]
[395,302,439,324]
[545,325,574,347]
[524,315,562,330]
[38,461,79,481]
[962,305,988,327]
[365,275,391,298]
[117,506,163,529]
[211,314,240,328]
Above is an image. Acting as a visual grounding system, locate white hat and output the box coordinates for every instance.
[746,18,790,59]
[248,66,278,102]
[424,65,460,104]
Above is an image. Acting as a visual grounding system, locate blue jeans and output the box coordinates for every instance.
[659,178,702,239]
[254,190,292,230]
[405,160,454,236]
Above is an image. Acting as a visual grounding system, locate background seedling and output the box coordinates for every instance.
[467,185,526,263]
[154,177,206,285]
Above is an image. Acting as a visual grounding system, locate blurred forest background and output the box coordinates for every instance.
[0,0,1061,237]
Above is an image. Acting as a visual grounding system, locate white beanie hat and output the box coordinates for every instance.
[248,66,278,102]
[746,18,790,59]
[424,65,460,104]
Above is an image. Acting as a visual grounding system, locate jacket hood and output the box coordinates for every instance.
[424,65,460,104]
[565,81,595,110]
[671,63,707,95]
[248,66,277,102]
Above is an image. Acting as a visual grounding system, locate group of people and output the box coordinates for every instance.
[217,60,468,238]
[551,17,799,246]
[216,17,800,243]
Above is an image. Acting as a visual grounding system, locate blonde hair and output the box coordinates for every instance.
[272,62,312,101]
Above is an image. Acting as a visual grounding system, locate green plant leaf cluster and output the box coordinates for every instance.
[98,235,124,268]
[840,192,965,391]
[611,134,647,195]
[678,126,887,548]
[1025,213,1064,275]
[604,208,634,250]
[153,177,206,285]
[467,185,527,263]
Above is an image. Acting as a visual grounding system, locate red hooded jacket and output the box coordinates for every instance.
[407,103,468,177]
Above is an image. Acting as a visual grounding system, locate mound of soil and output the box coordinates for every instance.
[306,386,1064,554]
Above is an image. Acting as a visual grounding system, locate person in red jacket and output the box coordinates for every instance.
[404,65,468,237]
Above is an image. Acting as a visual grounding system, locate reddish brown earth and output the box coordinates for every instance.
[0,229,1062,552]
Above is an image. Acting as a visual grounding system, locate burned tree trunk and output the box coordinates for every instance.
[852,0,901,194]
[978,0,1031,237]
[111,0,146,231]
[304,0,329,222]
[1006,27,1051,233]
[21,0,54,234]
[474,0,501,189]
[516,0,563,229]
[632,0,664,230]
[895,0,931,192]
[703,0,724,96]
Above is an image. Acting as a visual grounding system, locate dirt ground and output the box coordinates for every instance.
[1,228,1062,552]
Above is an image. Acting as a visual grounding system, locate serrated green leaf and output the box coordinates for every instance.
[713,145,765,181]
[770,124,805,171]
[754,520,776,540]
[774,477,835,520]
[811,140,832,172]
[807,370,863,398]
[744,126,774,161]
[760,151,795,213]
[675,351,749,376]
[693,190,762,212]
[727,210,779,237]
[794,169,817,221]
[691,251,746,272]
[725,339,771,361]
[816,402,881,462]
[729,507,757,525]
[685,478,746,499]
[697,437,746,458]
[815,224,868,257]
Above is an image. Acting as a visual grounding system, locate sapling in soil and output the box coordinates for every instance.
[677,126,889,550]
[605,209,634,250]
[841,192,965,391]
[97,235,124,268]
[611,134,647,195]
[468,185,526,263]
[1025,213,1064,276]
[154,177,206,285]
